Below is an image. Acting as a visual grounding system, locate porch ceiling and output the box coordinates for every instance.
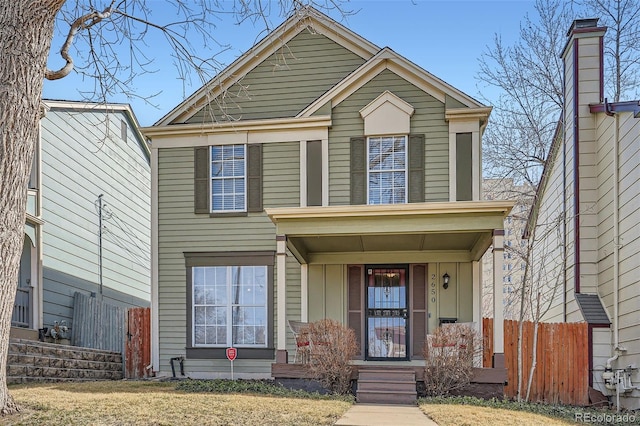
[266,201,514,263]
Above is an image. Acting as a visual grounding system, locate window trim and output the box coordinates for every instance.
[210,144,247,213]
[366,135,408,205]
[185,251,275,359]
[192,265,268,348]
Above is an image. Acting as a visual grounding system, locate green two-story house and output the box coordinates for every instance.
[144,8,512,381]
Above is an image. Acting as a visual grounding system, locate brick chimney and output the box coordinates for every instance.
[562,19,607,294]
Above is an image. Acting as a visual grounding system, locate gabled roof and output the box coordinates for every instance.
[43,99,150,160]
[155,7,488,127]
[155,7,379,126]
[298,47,486,117]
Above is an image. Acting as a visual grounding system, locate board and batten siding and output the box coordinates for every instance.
[186,31,366,124]
[40,108,150,329]
[328,69,449,205]
[157,143,302,375]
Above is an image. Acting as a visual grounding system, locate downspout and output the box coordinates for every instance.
[612,111,620,351]
[562,53,568,323]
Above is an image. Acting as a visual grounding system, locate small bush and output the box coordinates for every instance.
[423,324,481,397]
[306,319,359,395]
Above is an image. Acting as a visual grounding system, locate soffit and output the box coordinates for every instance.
[266,201,514,263]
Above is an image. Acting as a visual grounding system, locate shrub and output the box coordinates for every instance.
[175,378,353,401]
[422,323,481,397]
[306,319,359,395]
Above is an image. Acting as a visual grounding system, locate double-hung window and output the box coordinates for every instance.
[211,144,246,212]
[367,136,407,204]
[192,265,267,347]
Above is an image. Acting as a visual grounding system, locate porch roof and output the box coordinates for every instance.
[265,201,514,264]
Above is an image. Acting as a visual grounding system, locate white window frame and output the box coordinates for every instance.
[210,144,247,213]
[366,135,408,205]
[192,265,268,348]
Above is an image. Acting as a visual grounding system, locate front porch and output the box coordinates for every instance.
[266,201,513,370]
[272,361,507,401]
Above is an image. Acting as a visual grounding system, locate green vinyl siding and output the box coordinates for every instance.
[157,144,301,372]
[186,31,366,123]
[263,142,300,208]
[329,69,449,205]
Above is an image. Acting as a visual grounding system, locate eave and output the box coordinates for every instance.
[266,201,514,264]
[142,115,331,139]
[298,48,487,118]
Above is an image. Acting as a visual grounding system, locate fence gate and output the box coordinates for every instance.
[125,307,151,379]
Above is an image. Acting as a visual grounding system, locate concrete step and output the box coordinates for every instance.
[356,368,417,405]
[358,370,415,382]
[357,380,417,392]
[356,389,417,405]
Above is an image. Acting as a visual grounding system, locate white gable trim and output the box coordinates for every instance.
[298,48,485,118]
[359,91,414,136]
[155,9,379,126]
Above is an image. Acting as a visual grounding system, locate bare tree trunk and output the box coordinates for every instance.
[0,0,65,415]
[516,304,525,401]
[525,291,542,402]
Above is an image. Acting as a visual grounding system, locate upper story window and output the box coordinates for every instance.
[367,136,407,204]
[211,145,246,212]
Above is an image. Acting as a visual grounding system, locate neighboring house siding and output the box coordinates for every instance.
[186,31,366,123]
[611,113,640,365]
[595,113,615,317]
[534,138,566,323]
[40,108,150,329]
[592,327,611,394]
[328,69,449,205]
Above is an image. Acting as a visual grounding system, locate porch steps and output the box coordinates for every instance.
[7,338,123,384]
[356,367,417,405]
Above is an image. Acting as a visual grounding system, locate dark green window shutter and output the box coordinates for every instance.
[194,147,210,214]
[306,140,323,207]
[408,134,425,203]
[456,133,473,201]
[350,137,366,205]
[247,144,263,212]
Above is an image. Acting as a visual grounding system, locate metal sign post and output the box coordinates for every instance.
[226,347,237,380]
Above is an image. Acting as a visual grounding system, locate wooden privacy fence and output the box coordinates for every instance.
[71,293,151,379]
[72,292,125,353]
[125,307,151,379]
[483,318,589,406]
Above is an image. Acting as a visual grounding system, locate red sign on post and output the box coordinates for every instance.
[226,347,237,361]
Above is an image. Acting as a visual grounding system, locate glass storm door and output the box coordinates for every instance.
[365,266,408,360]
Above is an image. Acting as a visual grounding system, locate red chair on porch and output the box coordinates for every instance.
[287,320,310,364]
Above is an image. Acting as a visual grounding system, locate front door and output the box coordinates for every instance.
[365,265,409,360]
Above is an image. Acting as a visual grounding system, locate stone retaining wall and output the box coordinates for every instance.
[7,338,123,384]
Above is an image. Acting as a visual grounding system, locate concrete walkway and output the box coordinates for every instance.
[335,404,438,426]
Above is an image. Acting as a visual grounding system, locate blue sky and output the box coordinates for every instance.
[43,1,538,126]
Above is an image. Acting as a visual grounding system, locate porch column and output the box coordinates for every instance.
[472,260,482,367]
[492,229,505,367]
[276,235,288,363]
